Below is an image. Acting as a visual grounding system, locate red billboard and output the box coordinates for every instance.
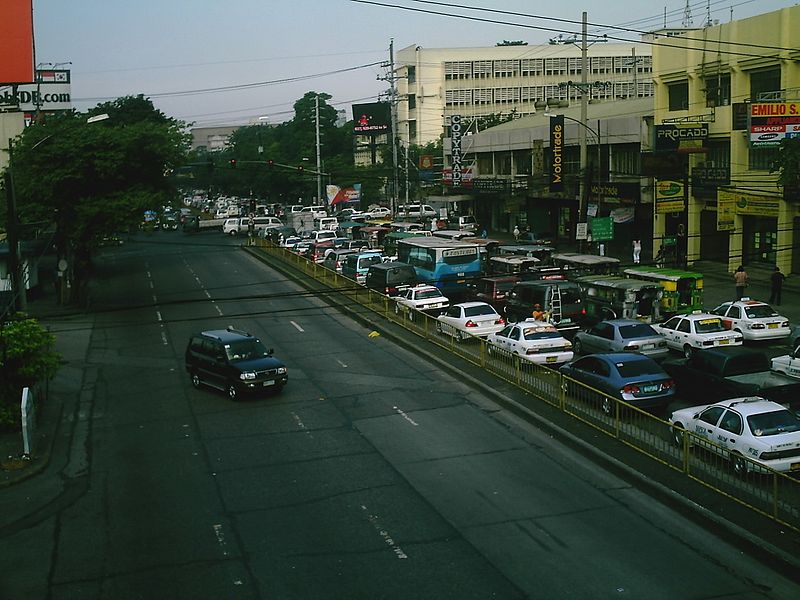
[0,0,35,84]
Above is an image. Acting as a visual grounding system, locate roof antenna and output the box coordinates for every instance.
[682,0,694,27]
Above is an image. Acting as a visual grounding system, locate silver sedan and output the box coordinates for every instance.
[573,319,669,359]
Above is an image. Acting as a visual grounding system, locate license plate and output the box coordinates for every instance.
[642,344,654,350]
[719,339,729,345]
[642,384,659,393]
[457,279,466,284]
[546,356,557,363]
[263,380,275,387]
[768,323,778,329]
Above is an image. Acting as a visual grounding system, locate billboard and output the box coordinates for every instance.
[655,180,686,213]
[352,102,391,134]
[0,0,34,84]
[1,69,72,111]
[749,102,800,147]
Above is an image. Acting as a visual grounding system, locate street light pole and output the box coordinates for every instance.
[579,11,589,251]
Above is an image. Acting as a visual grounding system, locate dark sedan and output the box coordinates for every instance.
[559,352,676,415]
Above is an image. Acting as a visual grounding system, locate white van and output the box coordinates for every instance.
[315,216,339,231]
[449,214,478,232]
[252,216,283,231]
[223,218,243,235]
[301,205,327,219]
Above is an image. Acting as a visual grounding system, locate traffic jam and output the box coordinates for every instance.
[232,200,800,479]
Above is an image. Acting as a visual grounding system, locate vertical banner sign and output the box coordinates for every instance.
[450,115,463,187]
[550,115,564,192]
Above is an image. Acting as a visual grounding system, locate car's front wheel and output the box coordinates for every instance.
[573,338,583,355]
[670,423,686,448]
[191,372,202,389]
[227,384,238,401]
[683,344,694,359]
[731,453,749,477]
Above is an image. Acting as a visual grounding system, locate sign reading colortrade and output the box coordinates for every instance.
[352,102,391,134]
[450,115,464,187]
[654,124,708,153]
[0,0,34,84]
[549,115,564,192]
[749,102,800,147]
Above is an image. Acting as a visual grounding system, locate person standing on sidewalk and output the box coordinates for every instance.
[632,240,642,264]
[769,266,786,305]
[513,225,520,241]
[734,265,749,300]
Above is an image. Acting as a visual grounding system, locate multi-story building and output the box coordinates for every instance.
[396,42,653,147]
[652,5,800,273]
[190,126,239,152]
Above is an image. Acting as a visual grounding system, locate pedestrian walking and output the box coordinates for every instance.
[632,239,642,264]
[513,225,520,241]
[769,266,786,305]
[734,265,748,300]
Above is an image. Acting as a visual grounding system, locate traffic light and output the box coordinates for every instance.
[267,159,275,167]
[297,165,304,173]
[229,159,237,168]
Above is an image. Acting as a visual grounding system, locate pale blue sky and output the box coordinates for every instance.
[32,0,799,126]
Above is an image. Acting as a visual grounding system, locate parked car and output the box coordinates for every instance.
[393,284,449,317]
[669,397,800,475]
[448,214,478,232]
[366,206,391,218]
[487,320,573,365]
[573,319,669,359]
[397,204,436,219]
[709,299,790,341]
[652,312,743,358]
[559,352,676,415]
[341,251,384,284]
[185,327,288,400]
[436,302,506,340]
[771,345,800,380]
[365,261,418,296]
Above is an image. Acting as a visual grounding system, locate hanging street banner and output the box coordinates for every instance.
[654,123,709,153]
[589,181,640,204]
[655,179,686,213]
[749,102,800,147]
[549,115,564,192]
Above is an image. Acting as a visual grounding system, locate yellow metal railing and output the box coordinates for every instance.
[250,238,800,533]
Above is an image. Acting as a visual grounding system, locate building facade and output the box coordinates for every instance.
[396,42,654,147]
[651,5,800,273]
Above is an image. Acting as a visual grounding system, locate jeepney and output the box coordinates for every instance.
[574,275,664,324]
[552,253,621,276]
[622,266,703,316]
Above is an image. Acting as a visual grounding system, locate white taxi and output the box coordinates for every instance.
[652,312,742,358]
[394,285,449,318]
[771,346,800,380]
[709,298,791,341]
[487,320,573,365]
[669,397,800,475]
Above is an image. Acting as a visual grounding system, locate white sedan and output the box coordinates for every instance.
[436,302,506,340]
[771,346,800,379]
[669,397,800,475]
[487,320,573,365]
[366,206,391,218]
[394,285,449,318]
[652,313,743,358]
[709,299,791,341]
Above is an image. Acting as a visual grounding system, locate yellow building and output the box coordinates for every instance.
[652,5,800,274]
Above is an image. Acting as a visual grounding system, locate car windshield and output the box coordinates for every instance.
[464,305,497,317]
[618,323,658,339]
[694,318,725,333]
[225,339,269,362]
[417,289,444,300]
[615,359,663,378]
[745,305,779,318]
[522,329,561,341]
[748,409,800,436]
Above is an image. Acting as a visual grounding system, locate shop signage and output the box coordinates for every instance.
[749,102,800,147]
[691,166,729,188]
[589,181,640,204]
[575,222,588,240]
[590,216,614,241]
[716,191,735,231]
[717,189,780,217]
[472,178,509,193]
[549,115,564,192]
[654,124,709,153]
[442,166,473,187]
[450,114,464,186]
[640,151,687,179]
[655,179,686,213]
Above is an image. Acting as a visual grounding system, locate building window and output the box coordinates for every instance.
[409,120,417,141]
[494,59,519,78]
[705,141,730,168]
[496,152,512,175]
[749,147,779,171]
[407,66,416,84]
[591,56,613,75]
[473,88,492,105]
[668,81,689,111]
[704,74,731,106]
[568,57,582,76]
[473,60,492,79]
[494,87,520,104]
[514,150,532,175]
[408,94,416,110]
[445,89,472,106]
[750,68,781,100]
[612,145,640,176]
[477,154,493,175]
[445,61,472,80]
[545,57,567,76]
[520,58,543,76]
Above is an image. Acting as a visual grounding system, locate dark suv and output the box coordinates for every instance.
[504,280,584,335]
[365,261,418,295]
[185,327,288,400]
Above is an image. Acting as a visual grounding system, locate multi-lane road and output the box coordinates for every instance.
[2,231,799,599]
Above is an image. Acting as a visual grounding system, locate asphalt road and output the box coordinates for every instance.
[2,231,799,599]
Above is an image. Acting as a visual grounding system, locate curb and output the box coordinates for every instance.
[243,244,800,580]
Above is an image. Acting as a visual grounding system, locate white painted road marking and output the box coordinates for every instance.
[290,321,304,332]
[393,406,419,427]
[361,505,408,559]
[336,359,348,368]
[291,412,313,438]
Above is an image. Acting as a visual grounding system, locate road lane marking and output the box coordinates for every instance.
[291,412,313,438]
[361,505,408,559]
[204,290,212,299]
[156,310,163,322]
[393,406,419,427]
[290,321,304,332]
[160,330,168,346]
[212,524,229,557]
[336,359,348,368]
[215,304,224,316]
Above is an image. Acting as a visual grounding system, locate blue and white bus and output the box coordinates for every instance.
[397,237,483,295]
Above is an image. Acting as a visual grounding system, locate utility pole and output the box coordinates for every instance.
[389,38,400,214]
[579,11,589,252]
[4,139,26,313]
[315,95,322,205]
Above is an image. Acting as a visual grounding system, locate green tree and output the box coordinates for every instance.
[9,95,190,304]
[771,137,800,192]
[0,314,61,430]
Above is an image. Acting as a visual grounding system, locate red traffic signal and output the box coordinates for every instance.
[229,159,237,168]
[267,159,275,167]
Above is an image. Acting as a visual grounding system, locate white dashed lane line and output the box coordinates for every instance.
[290,321,305,332]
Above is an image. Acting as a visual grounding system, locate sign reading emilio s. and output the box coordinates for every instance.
[450,115,464,187]
[549,115,564,192]
[749,102,800,147]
